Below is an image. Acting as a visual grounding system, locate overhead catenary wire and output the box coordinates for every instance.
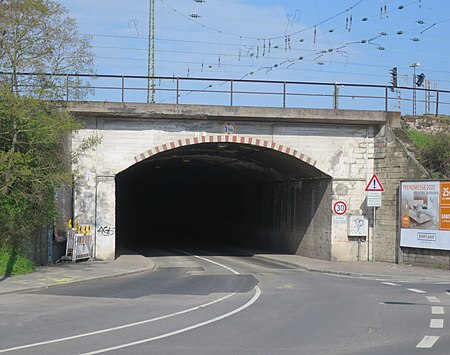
[159,0,366,41]
[74,0,450,93]
[85,0,434,65]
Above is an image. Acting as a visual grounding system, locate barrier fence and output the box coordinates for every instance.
[64,221,93,263]
[2,72,450,116]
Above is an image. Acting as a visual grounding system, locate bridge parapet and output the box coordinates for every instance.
[68,102,400,128]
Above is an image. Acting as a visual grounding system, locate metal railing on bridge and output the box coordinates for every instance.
[2,72,450,116]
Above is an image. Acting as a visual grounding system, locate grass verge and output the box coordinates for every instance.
[0,248,35,276]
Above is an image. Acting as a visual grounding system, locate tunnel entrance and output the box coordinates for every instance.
[116,140,332,259]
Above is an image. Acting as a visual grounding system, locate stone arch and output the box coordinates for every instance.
[134,135,318,167]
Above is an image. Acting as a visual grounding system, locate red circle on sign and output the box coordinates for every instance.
[333,201,347,215]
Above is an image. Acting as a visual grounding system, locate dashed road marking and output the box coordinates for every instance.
[382,282,401,286]
[426,296,441,303]
[276,283,295,290]
[407,288,426,294]
[430,319,444,329]
[432,306,445,315]
[375,279,407,283]
[416,336,440,349]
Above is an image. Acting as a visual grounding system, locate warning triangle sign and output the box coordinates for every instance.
[365,173,384,192]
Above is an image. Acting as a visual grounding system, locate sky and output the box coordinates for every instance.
[57,0,450,111]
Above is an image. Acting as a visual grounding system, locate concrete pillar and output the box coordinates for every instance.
[94,175,116,260]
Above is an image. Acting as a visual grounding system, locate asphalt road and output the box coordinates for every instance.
[1,246,449,354]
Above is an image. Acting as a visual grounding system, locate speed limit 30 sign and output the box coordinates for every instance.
[333,201,347,215]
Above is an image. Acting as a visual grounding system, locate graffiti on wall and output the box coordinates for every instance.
[97,226,115,236]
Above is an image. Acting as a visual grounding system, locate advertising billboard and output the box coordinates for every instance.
[400,181,450,250]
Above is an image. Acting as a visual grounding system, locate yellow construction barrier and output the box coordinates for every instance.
[64,220,93,262]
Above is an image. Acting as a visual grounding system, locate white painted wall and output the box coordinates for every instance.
[73,116,377,261]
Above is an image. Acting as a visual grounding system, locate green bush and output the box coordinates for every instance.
[421,132,450,179]
[405,128,449,179]
[0,248,35,276]
[405,129,430,149]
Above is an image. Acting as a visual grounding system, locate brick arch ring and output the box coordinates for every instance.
[134,135,317,167]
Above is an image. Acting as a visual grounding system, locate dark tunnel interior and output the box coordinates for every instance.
[116,142,332,258]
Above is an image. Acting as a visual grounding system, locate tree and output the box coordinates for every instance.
[0,0,94,98]
[0,88,82,246]
[0,0,98,272]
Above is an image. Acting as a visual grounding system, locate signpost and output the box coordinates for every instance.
[367,192,382,207]
[222,122,237,135]
[365,174,384,262]
[365,174,384,192]
[333,201,347,215]
[333,200,347,223]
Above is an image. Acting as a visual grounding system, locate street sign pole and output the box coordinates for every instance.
[365,174,384,263]
[373,206,376,262]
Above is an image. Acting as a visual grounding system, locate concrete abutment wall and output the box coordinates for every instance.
[70,102,418,264]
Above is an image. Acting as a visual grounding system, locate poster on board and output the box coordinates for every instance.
[400,180,450,250]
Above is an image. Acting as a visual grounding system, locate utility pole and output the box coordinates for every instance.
[409,62,420,115]
[147,0,155,103]
[424,80,437,115]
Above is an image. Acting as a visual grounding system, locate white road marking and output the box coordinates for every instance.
[426,296,441,303]
[407,288,426,294]
[382,282,400,286]
[430,319,444,328]
[276,283,295,289]
[416,336,440,348]
[0,293,235,353]
[375,279,407,283]
[0,251,261,354]
[190,254,240,275]
[432,306,445,315]
[81,286,262,355]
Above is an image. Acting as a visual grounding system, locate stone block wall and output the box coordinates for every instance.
[373,126,449,266]
[233,178,332,260]
[401,248,450,269]
[69,103,403,262]
[400,216,450,269]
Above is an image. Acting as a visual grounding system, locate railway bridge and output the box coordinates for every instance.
[67,100,427,263]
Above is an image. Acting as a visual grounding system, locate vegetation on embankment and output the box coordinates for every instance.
[1,0,97,276]
[0,248,35,276]
[399,115,450,179]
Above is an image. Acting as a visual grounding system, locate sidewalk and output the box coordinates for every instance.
[0,254,155,295]
[254,253,450,281]
[1,252,449,296]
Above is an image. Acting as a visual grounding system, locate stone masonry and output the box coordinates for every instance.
[70,102,415,263]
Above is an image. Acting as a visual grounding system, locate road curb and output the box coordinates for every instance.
[253,255,450,281]
[252,255,394,280]
[0,259,156,296]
